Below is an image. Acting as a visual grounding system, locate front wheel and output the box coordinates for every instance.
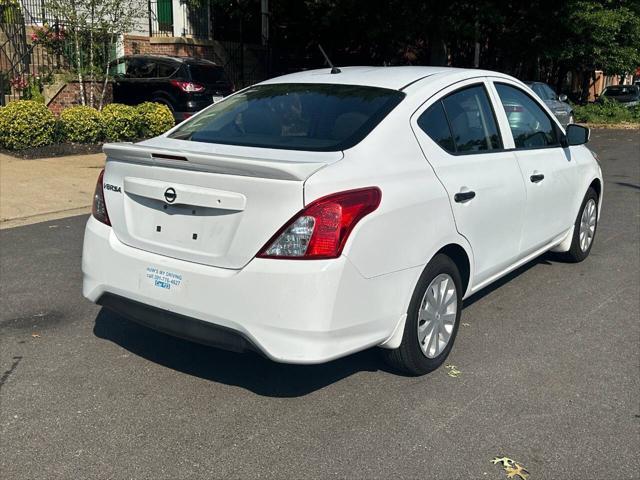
[382,254,462,376]
[562,187,599,263]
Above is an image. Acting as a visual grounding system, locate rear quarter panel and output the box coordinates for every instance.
[304,103,473,285]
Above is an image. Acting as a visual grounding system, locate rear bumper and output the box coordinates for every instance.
[82,216,417,364]
[98,293,260,354]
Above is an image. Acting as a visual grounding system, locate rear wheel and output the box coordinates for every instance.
[562,187,598,262]
[383,254,462,376]
[151,97,176,117]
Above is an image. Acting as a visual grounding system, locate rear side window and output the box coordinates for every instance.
[495,83,559,149]
[418,84,502,154]
[168,83,405,151]
[188,64,228,84]
[417,101,455,153]
[157,62,179,78]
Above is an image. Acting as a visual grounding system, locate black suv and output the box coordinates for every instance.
[110,55,234,121]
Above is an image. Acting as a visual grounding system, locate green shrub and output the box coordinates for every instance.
[0,100,55,150]
[136,102,175,138]
[100,103,141,141]
[59,105,103,143]
[573,98,640,124]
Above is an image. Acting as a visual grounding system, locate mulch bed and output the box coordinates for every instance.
[0,143,104,159]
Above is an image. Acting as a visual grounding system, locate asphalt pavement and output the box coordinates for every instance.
[1,129,638,479]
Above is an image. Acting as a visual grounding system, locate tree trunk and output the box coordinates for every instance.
[74,28,85,105]
[98,32,116,111]
[89,4,95,107]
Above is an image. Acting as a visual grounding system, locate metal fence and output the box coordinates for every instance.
[149,0,209,38]
[182,2,209,38]
[149,0,174,37]
[19,0,57,25]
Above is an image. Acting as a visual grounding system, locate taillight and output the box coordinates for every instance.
[170,79,205,93]
[92,169,111,226]
[257,187,381,259]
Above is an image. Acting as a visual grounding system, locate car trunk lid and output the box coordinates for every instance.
[102,141,340,269]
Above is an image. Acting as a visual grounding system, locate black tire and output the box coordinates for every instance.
[382,254,463,376]
[562,187,599,263]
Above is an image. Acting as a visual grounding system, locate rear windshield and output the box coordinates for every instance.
[188,64,228,84]
[168,83,405,151]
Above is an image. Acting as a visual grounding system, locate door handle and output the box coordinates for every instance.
[454,191,476,203]
[530,173,545,183]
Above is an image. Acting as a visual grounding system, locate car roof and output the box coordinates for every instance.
[260,66,513,91]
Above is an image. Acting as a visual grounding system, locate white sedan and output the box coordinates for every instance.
[82,66,602,375]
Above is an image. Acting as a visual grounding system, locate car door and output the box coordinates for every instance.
[489,80,578,255]
[124,57,157,104]
[412,80,527,286]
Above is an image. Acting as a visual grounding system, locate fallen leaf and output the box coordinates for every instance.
[491,457,530,480]
[491,457,515,468]
[31,333,41,338]
[445,364,462,377]
[505,463,529,480]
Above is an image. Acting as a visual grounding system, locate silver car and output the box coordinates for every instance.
[525,81,574,126]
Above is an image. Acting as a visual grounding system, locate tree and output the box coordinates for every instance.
[265,0,639,96]
[44,0,146,108]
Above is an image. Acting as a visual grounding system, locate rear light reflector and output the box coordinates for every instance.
[170,79,205,93]
[257,187,381,259]
[92,169,111,226]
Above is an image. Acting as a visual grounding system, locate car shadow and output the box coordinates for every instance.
[93,252,559,398]
[93,308,389,398]
[462,252,556,308]
[613,181,640,191]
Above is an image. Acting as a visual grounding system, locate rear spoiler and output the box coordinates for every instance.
[103,143,332,181]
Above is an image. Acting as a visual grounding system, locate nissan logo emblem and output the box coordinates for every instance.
[164,187,177,203]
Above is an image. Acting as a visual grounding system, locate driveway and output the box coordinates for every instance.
[0,129,638,479]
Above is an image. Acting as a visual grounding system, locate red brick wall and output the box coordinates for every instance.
[47,82,113,115]
[123,35,219,62]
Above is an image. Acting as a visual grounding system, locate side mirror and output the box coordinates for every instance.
[558,93,568,102]
[564,124,590,147]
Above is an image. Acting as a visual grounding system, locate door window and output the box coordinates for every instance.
[418,84,502,154]
[125,58,157,78]
[495,83,560,149]
[157,62,179,78]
